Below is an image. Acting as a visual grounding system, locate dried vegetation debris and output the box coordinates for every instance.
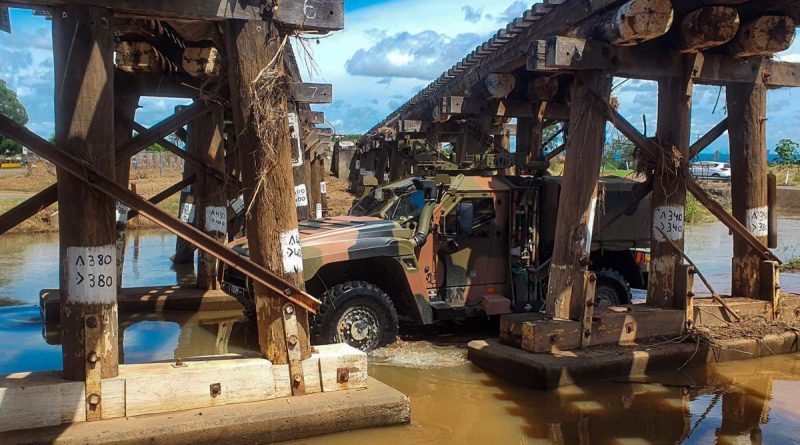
[691,315,800,343]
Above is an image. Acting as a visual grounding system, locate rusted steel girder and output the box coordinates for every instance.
[0,112,321,313]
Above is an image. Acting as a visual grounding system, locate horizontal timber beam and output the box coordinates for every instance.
[440,97,571,120]
[291,83,333,104]
[530,36,800,88]
[0,112,321,313]
[299,110,325,124]
[2,0,344,32]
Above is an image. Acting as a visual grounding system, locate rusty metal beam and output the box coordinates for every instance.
[126,174,196,221]
[0,112,320,314]
[126,118,242,190]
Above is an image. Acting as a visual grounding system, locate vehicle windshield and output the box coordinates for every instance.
[384,190,425,223]
[349,193,391,217]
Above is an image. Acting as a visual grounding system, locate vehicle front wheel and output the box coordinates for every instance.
[312,281,399,352]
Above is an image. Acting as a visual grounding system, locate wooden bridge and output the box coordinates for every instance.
[356,0,800,358]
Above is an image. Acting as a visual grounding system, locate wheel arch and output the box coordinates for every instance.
[306,256,425,324]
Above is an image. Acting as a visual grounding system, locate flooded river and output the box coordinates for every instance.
[2,222,800,444]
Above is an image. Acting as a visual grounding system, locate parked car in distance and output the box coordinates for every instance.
[690,162,731,181]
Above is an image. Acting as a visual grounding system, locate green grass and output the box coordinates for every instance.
[781,258,800,273]
[684,193,716,224]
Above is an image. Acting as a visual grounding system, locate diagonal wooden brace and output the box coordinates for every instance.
[0,112,321,313]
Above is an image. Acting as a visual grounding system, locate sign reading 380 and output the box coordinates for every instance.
[66,245,116,304]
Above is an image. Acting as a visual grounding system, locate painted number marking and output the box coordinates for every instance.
[67,245,116,304]
[303,0,317,19]
[281,229,304,274]
[320,181,327,194]
[747,206,768,237]
[316,203,323,219]
[205,206,227,234]
[654,206,685,242]
[295,184,309,208]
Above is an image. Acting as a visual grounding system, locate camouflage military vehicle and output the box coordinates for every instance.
[223,174,651,352]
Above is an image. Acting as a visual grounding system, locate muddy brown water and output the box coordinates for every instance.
[2,223,800,444]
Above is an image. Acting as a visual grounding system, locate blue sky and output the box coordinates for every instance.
[1,2,799,154]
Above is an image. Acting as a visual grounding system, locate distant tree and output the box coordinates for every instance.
[0,80,29,156]
[604,135,635,169]
[775,139,799,164]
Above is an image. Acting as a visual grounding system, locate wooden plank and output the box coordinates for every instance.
[83,315,103,421]
[300,110,325,124]
[0,6,9,33]
[576,271,597,348]
[316,344,368,392]
[440,96,570,120]
[760,261,781,316]
[499,313,547,347]
[675,263,695,328]
[291,82,333,104]
[689,118,728,159]
[529,36,800,87]
[122,359,275,417]
[519,307,686,353]
[4,0,344,30]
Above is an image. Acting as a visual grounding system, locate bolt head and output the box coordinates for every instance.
[87,351,98,364]
[85,316,98,329]
[284,305,294,315]
[87,393,101,406]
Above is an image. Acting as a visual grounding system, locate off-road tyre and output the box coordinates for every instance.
[312,281,399,352]
[594,269,631,308]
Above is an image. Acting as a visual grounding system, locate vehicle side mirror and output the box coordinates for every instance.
[457,202,474,236]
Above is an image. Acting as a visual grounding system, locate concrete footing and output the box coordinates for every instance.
[3,377,409,445]
[468,331,800,390]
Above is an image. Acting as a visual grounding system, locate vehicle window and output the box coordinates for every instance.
[349,194,390,217]
[724,163,731,169]
[387,191,425,223]
[444,197,496,235]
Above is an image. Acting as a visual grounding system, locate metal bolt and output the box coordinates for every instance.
[87,393,101,406]
[87,351,98,364]
[292,375,302,385]
[287,335,298,347]
[583,329,591,338]
[283,288,293,297]
[210,383,221,397]
[85,316,98,329]
[284,304,294,315]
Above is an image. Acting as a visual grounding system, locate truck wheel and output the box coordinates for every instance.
[594,270,631,308]
[312,281,399,352]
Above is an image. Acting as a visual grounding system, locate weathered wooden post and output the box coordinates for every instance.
[389,141,404,181]
[647,62,693,309]
[193,105,226,290]
[375,140,390,184]
[113,83,140,287]
[225,19,311,394]
[545,71,611,320]
[173,104,197,264]
[54,4,119,382]
[728,71,769,299]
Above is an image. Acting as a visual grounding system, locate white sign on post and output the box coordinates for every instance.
[280,229,304,274]
[115,202,129,224]
[320,181,328,194]
[654,206,685,242]
[66,245,116,304]
[179,203,195,223]
[205,206,227,234]
[316,203,323,219]
[229,195,245,215]
[289,113,303,167]
[295,184,309,208]
[747,206,768,237]
[355,160,361,169]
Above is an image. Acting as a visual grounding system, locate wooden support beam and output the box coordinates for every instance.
[172,109,198,265]
[545,71,611,320]
[116,102,209,164]
[299,110,325,125]
[729,16,796,58]
[193,105,226,290]
[578,0,674,46]
[529,36,800,88]
[689,118,728,160]
[128,119,240,189]
[439,96,570,120]
[0,114,320,313]
[647,61,693,309]
[728,77,771,298]
[0,185,57,236]
[679,7,740,53]
[113,82,140,289]
[290,82,333,104]
[126,176,196,221]
[53,4,118,381]
[4,0,345,31]
[225,19,313,386]
[686,177,780,265]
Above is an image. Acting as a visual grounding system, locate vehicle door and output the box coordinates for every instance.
[435,192,506,306]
